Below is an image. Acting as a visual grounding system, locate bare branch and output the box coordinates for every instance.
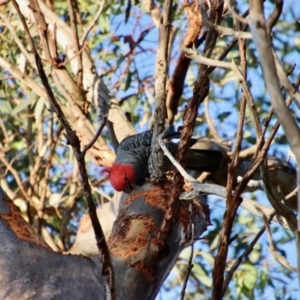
[149,0,173,180]
[222,213,276,296]
[180,223,195,300]
[218,39,248,297]
[82,115,108,155]
[266,0,283,34]
[80,0,106,45]
[202,10,252,39]
[67,0,83,86]
[262,212,298,272]
[249,0,300,280]
[157,131,195,183]
[225,0,249,25]
[272,50,300,107]
[204,97,224,144]
[166,0,203,124]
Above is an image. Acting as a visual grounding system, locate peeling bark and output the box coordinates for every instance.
[0,183,208,299]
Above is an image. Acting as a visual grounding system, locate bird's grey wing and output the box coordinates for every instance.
[118,131,153,151]
[164,142,224,173]
[185,149,224,172]
[118,126,180,151]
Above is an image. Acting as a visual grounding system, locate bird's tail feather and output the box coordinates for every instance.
[186,149,224,172]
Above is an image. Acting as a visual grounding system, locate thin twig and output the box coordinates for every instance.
[0,13,32,63]
[204,97,224,144]
[272,49,300,107]
[58,42,88,67]
[82,115,108,154]
[221,40,247,296]
[180,222,195,300]
[80,0,106,46]
[222,213,276,296]
[225,0,249,25]
[67,0,83,86]
[228,33,247,195]
[0,149,32,204]
[237,145,257,159]
[266,0,283,34]
[286,187,298,201]
[262,213,298,272]
[157,131,195,183]
[166,0,203,124]
[202,10,251,39]
[217,36,248,296]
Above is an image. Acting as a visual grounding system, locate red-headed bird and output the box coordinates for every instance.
[103,128,224,192]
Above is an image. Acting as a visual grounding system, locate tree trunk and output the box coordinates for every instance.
[0,184,208,299]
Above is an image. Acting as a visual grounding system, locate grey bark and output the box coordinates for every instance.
[0,184,207,299]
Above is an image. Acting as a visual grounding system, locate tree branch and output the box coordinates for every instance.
[149,0,173,181]
[249,0,300,281]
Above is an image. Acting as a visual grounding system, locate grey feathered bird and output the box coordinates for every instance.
[103,128,224,192]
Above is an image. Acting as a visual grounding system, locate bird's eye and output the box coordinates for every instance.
[124,176,128,181]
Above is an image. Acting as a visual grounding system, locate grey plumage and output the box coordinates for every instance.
[118,126,180,151]
[115,129,224,186]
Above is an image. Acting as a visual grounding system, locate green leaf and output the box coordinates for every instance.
[34,98,45,121]
[198,251,215,265]
[11,97,36,116]
[124,72,132,91]
[125,0,131,23]
[192,264,212,287]
[99,13,110,32]
[242,264,258,290]
[219,70,236,85]
[0,101,13,114]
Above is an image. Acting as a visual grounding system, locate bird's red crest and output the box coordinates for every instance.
[108,164,136,191]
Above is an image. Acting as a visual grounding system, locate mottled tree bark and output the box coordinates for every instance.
[0,184,208,299]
